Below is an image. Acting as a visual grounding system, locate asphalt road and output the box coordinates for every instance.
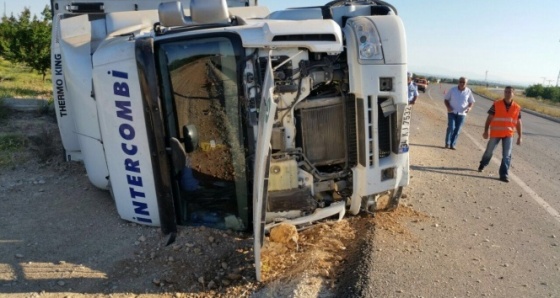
[348,83,560,297]
[448,83,560,215]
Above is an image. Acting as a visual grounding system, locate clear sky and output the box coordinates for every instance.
[6,0,560,87]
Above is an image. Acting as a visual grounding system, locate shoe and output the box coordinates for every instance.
[477,165,484,172]
[449,146,456,150]
[499,176,509,183]
[445,144,449,149]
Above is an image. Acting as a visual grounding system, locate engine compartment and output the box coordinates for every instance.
[256,49,356,223]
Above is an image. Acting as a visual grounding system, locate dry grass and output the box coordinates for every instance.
[473,86,560,118]
[0,133,27,167]
[0,106,59,167]
[0,58,56,166]
[0,57,52,100]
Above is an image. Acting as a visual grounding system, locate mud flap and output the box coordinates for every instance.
[386,186,403,212]
[253,53,277,282]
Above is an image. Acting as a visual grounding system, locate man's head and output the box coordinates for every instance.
[504,86,514,101]
[458,77,468,90]
[407,72,413,83]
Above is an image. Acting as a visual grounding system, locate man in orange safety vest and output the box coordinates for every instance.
[477,86,523,182]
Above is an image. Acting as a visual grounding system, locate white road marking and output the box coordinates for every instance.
[428,85,560,223]
[464,132,560,222]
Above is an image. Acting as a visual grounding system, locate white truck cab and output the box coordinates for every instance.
[51,0,410,280]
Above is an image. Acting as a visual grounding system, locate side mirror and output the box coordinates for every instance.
[169,137,187,174]
[182,124,198,153]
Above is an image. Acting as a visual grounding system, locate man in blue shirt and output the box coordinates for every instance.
[407,72,419,104]
[443,77,475,150]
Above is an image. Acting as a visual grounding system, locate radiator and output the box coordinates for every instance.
[297,100,346,166]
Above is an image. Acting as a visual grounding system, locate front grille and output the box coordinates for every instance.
[357,97,366,167]
[345,95,357,167]
[378,98,392,158]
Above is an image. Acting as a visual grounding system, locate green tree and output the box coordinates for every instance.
[542,87,560,102]
[0,14,18,59]
[0,6,52,81]
[525,84,544,98]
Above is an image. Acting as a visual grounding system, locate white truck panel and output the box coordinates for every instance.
[371,15,407,65]
[105,10,160,36]
[50,0,255,14]
[253,56,277,282]
[103,6,269,37]
[93,37,161,226]
[59,14,110,189]
[342,15,409,214]
[229,6,269,19]
[266,7,324,20]
[51,15,82,161]
[238,20,344,53]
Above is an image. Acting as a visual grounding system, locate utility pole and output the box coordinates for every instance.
[541,77,546,85]
[485,70,488,88]
[557,39,560,87]
[546,79,553,86]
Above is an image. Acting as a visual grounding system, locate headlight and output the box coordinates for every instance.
[350,18,383,61]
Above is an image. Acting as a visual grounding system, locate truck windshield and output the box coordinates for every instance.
[156,35,249,230]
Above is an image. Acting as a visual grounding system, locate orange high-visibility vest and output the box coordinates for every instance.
[490,100,521,138]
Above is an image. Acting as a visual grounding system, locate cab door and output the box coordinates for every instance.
[154,33,249,230]
[252,53,277,282]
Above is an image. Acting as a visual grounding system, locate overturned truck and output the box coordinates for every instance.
[51,0,410,280]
